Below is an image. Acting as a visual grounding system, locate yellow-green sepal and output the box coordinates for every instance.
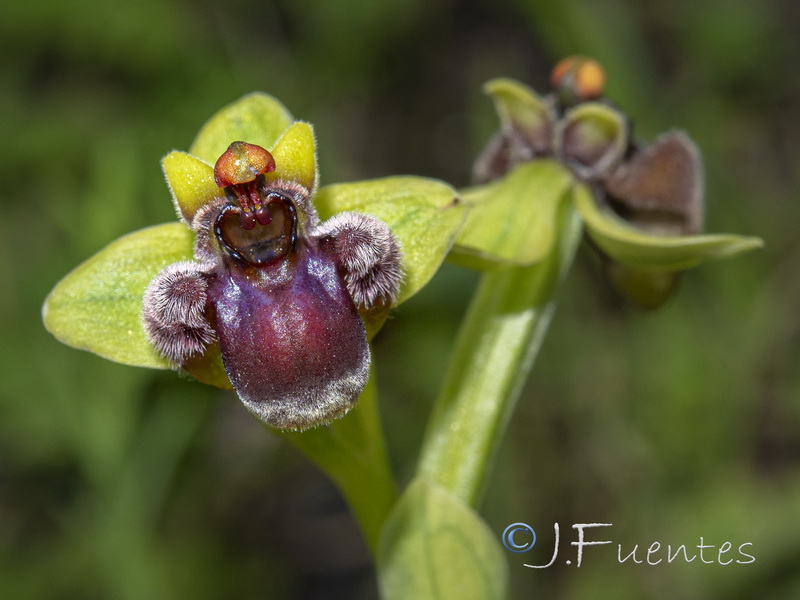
[42,223,233,387]
[189,92,294,164]
[264,122,318,193]
[161,151,219,223]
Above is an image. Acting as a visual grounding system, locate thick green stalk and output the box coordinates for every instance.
[417,202,582,506]
[280,370,397,554]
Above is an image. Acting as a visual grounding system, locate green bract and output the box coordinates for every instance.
[42,93,463,387]
[450,160,572,269]
[377,478,508,600]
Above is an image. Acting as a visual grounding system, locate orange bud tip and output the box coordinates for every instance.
[214,141,276,188]
[551,56,606,102]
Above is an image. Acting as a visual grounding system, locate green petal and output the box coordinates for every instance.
[556,102,628,179]
[576,184,764,270]
[484,78,553,154]
[314,176,465,305]
[43,223,195,369]
[189,92,294,164]
[264,122,318,192]
[377,477,508,600]
[450,160,574,270]
[161,151,220,223]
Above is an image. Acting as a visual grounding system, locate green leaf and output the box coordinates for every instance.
[450,160,573,269]
[189,92,294,164]
[314,176,465,305]
[264,122,318,192]
[575,184,764,271]
[377,477,508,600]
[161,151,219,223]
[43,223,195,369]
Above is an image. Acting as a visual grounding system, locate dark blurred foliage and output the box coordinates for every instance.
[2,0,799,598]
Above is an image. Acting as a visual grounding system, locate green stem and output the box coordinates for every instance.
[280,370,397,554]
[417,202,582,506]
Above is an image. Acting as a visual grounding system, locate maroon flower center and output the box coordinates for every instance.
[214,195,297,266]
[214,141,278,230]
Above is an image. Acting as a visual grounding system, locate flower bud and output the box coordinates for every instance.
[550,56,606,104]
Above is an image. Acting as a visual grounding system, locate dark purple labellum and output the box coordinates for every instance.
[207,200,369,431]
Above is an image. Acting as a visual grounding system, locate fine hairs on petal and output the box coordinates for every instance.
[142,261,215,364]
[314,212,403,309]
[192,197,229,264]
[143,315,215,365]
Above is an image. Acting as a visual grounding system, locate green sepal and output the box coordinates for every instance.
[576,184,764,271]
[450,160,573,270]
[42,223,195,369]
[264,122,318,193]
[314,176,465,306]
[189,92,293,164]
[42,223,233,387]
[377,477,508,600]
[161,151,218,223]
[484,78,553,153]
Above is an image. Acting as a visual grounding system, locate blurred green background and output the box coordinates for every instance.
[2,0,798,598]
